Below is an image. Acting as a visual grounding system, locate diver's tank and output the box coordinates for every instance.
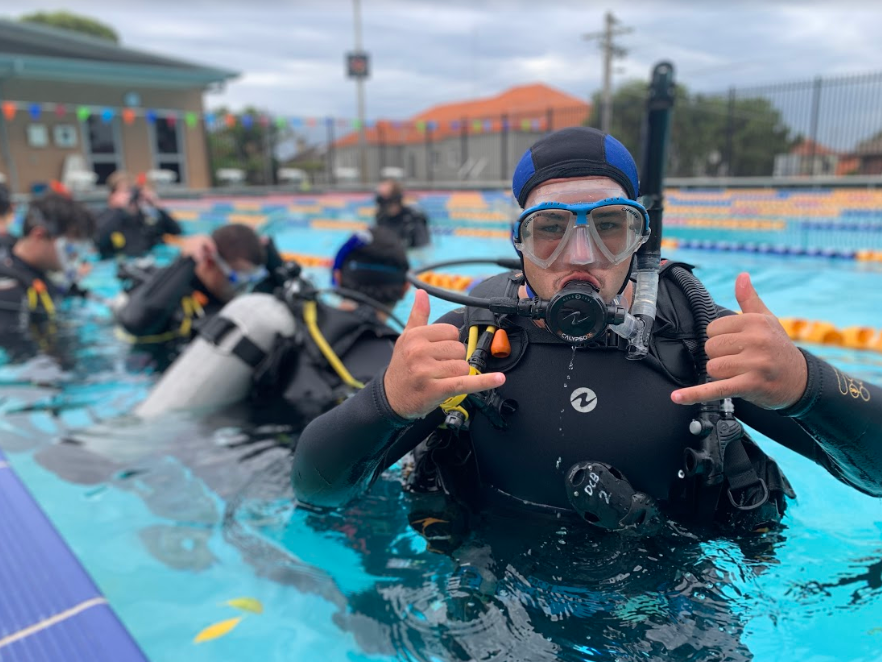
[136,293,296,417]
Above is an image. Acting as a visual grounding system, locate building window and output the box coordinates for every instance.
[82,116,122,185]
[150,117,186,185]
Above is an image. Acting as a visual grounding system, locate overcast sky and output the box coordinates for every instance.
[10,0,882,120]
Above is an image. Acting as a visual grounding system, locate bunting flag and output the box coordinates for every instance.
[0,96,539,137]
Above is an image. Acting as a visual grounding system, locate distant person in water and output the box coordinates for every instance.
[95,171,182,259]
[374,179,430,248]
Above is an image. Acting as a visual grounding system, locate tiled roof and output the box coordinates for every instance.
[335,83,590,147]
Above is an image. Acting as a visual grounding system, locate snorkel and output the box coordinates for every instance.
[626,61,675,359]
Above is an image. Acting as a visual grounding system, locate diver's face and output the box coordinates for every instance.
[521,177,633,303]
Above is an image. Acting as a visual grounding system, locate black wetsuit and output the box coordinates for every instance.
[95,205,182,260]
[375,206,430,248]
[292,271,882,523]
[0,253,64,333]
[0,233,16,253]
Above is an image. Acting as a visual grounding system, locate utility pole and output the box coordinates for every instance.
[583,11,632,133]
[352,0,368,185]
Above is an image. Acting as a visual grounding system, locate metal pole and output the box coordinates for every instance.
[601,12,613,134]
[583,12,632,134]
[500,113,509,181]
[724,87,735,177]
[0,80,20,194]
[353,0,368,186]
[460,115,468,180]
[326,118,336,188]
[808,75,823,177]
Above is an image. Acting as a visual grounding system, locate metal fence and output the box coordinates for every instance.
[205,70,882,188]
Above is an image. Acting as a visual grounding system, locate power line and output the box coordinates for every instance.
[583,11,633,132]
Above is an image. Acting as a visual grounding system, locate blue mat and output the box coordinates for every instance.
[0,450,147,662]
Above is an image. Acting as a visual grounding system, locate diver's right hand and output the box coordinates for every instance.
[384,289,505,419]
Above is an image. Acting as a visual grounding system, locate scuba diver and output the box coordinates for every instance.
[134,225,410,422]
[0,191,96,339]
[94,171,182,260]
[113,223,278,357]
[375,179,431,249]
[0,182,16,252]
[292,125,882,539]
[249,225,410,424]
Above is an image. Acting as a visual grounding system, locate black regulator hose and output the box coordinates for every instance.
[667,266,716,380]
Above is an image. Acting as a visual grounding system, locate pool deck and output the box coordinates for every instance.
[0,449,147,661]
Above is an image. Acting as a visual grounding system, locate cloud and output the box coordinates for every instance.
[8,0,882,121]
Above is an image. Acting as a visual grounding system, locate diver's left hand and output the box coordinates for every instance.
[671,272,807,410]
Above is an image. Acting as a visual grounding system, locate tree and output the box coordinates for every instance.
[587,81,796,178]
[19,11,120,43]
[207,107,286,186]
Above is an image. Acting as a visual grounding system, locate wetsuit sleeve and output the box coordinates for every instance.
[116,256,196,336]
[291,372,444,508]
[292,310,462,508]
[155,207,182,236]
[736,349,882,497]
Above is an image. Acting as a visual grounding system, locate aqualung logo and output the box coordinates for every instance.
[562,308,591,326]
[570,387,598,413]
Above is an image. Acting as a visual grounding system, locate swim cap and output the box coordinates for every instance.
[511,126,639,208]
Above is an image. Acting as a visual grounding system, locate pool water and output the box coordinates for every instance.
[2,199,882,662]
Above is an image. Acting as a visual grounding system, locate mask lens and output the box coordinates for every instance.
[519,209,575,264]
[588,205,645,262]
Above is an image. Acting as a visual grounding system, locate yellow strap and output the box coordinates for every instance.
[26,286,56,318]
[39,290,56,317]
[440,325,493,414]
[303,300,365,389]
[115,295,200,345]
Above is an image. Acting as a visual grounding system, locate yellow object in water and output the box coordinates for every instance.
[225,597,264,614]
[193,617,243,644]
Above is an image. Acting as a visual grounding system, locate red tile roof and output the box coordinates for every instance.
[335,83,590,147]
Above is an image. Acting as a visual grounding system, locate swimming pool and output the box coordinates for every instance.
[2,191,882,662]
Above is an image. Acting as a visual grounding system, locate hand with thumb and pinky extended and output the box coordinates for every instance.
[383,289,505,420]
[671,272,807,410]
